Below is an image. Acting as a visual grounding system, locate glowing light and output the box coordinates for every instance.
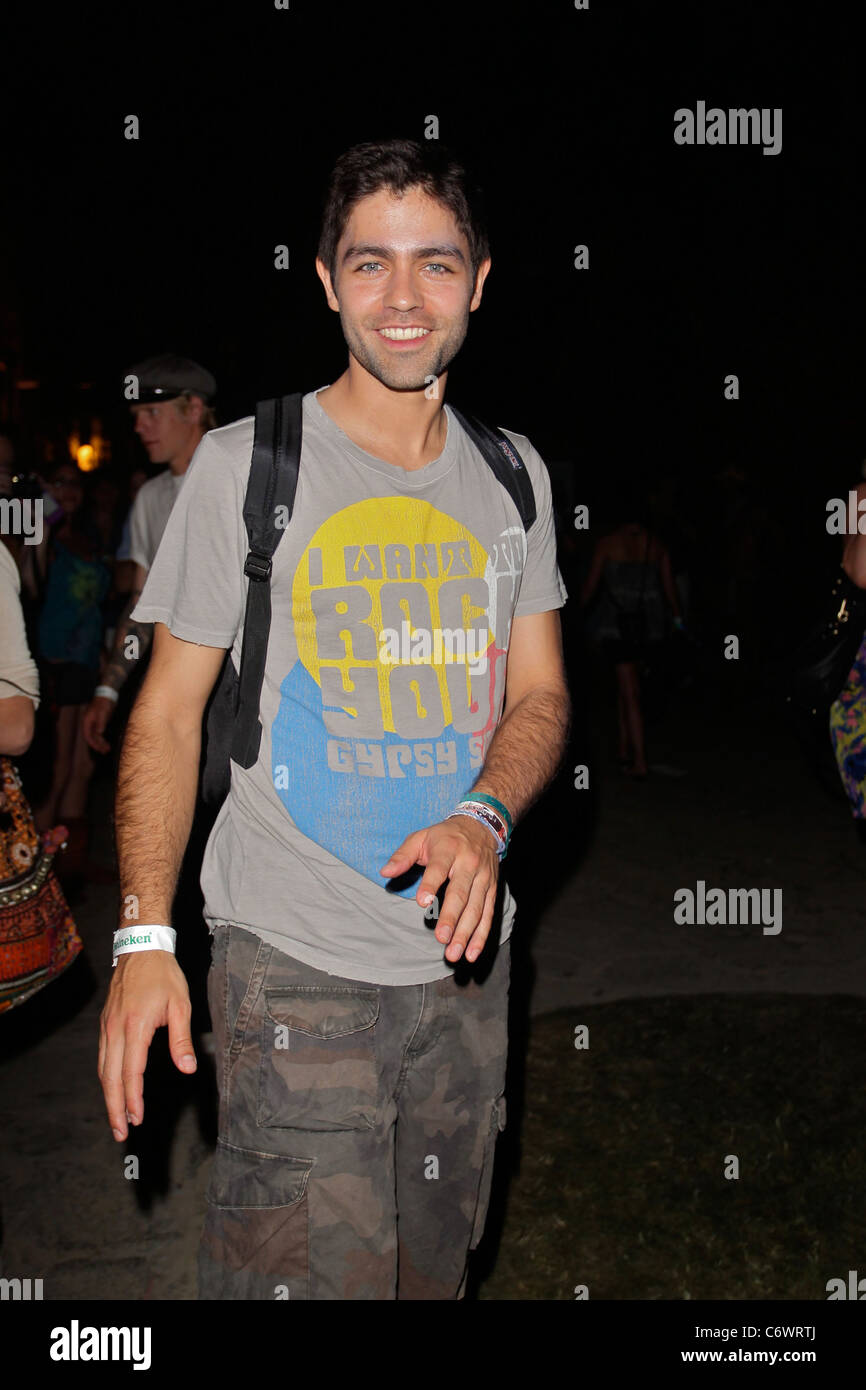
[77,444,97,471]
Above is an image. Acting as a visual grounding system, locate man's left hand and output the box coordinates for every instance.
[380,816,500,963]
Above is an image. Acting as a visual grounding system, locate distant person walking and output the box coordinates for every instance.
[581,496,683,778]
[829,474,866,832]
[33,462,112,872]
[82,354,217,754]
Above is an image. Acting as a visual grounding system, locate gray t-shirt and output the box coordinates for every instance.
[133,387,568,984]
[128,468,185,571]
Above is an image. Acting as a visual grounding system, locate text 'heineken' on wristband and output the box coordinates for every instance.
[112,925,177,967]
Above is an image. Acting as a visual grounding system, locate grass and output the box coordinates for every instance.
[476,994,866,1300]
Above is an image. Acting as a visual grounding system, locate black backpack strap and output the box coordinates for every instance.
[231,392,303,768]
[447,404,536,531]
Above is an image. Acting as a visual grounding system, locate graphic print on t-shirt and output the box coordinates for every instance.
[271,495,525,896]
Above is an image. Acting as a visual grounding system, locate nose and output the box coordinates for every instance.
[385,261,422,314]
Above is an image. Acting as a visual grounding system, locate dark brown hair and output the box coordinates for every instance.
[317,138,490,287]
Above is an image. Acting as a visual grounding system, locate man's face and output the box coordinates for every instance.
[316,185,490,393]
[129,397,202,464]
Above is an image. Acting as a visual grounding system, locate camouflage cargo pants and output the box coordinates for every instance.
[198,923,510,1299]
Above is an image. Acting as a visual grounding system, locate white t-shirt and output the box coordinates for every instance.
[128,468,186,571]
[134,389,568,984]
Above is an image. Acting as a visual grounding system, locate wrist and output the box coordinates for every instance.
[447,794,512,859]
[463,790,514,837]
[113,924,176,966]
[447,808,505,857]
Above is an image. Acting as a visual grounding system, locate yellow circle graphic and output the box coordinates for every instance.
[292,496,492,734]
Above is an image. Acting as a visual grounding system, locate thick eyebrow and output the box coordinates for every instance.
[342,242,467,266]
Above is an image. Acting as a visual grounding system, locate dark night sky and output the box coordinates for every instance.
[2,0,863,537]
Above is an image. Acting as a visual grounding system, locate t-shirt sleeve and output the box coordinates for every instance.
[131,432,247,647]
[501,430,569,616]
[0,545,40,708]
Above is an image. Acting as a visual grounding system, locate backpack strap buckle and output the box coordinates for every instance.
[244,550,272,581]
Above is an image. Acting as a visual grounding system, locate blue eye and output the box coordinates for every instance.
[356,261,452,274]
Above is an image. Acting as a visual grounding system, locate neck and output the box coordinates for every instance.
[167,432,204,476]
[318,363,449,471]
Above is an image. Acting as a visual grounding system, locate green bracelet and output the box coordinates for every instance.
[465,791,513,838]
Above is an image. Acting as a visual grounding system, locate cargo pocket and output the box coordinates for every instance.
[469,1093,507,1250]
[257,986,380,1132]
[198,1140,313,1299]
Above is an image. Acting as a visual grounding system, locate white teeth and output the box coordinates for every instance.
[379,327,430,340]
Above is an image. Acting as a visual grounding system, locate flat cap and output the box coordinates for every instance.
[125,353,216,404]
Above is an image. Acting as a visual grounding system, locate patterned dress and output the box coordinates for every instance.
[829,629,866,817]
[0,758,81,1012]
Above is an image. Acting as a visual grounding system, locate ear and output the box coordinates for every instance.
[186,395,205,425]
[315,257,340,312]
[469,257,492,312]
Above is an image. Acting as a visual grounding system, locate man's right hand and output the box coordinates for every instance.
[83,695,117,754]
[98,950,197,1141]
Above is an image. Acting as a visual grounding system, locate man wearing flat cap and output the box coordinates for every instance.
[83,354,217,754]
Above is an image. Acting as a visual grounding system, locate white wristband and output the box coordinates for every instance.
[113,925,177,966]
[95,684,120,703]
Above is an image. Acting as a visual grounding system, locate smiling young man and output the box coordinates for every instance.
[97,138,571,1300]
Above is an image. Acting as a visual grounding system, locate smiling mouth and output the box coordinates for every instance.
[377,326,432,341]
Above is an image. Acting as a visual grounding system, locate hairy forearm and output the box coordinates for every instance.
[115,691,200,929]
[103,591,154,690]
[471,682,571,826]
